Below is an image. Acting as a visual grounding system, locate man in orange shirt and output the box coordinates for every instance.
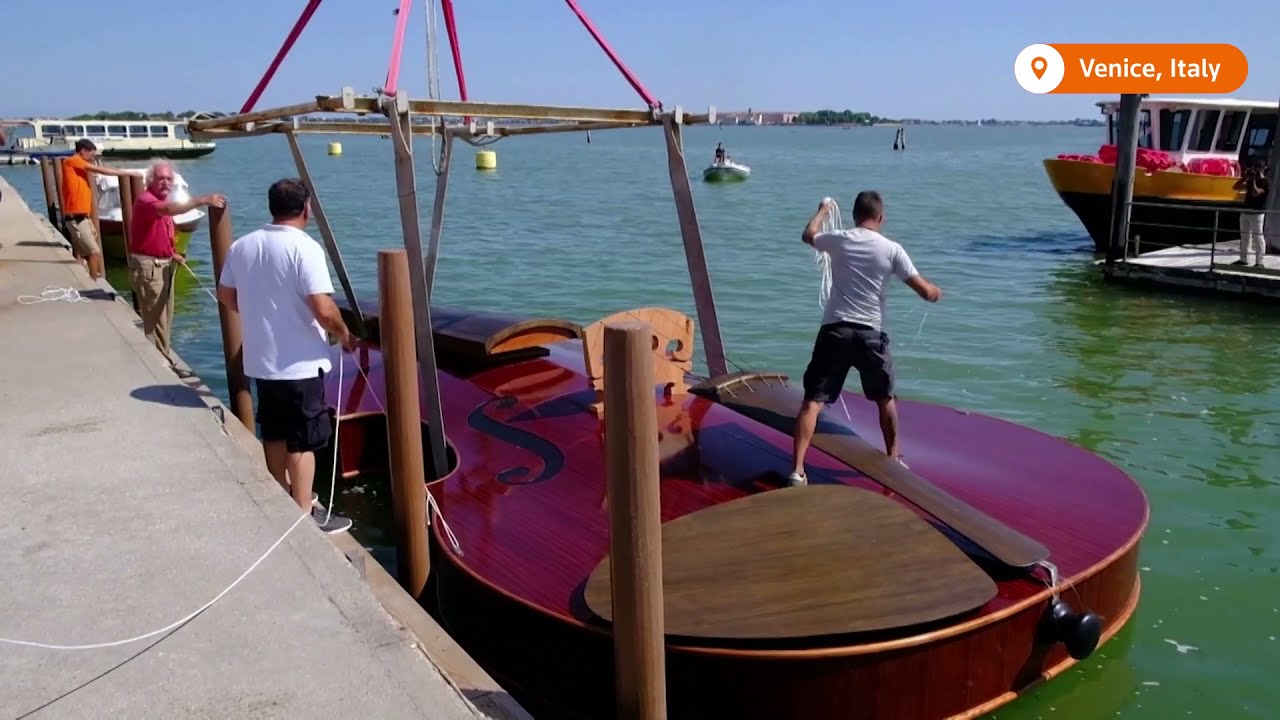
[60,139,131,280]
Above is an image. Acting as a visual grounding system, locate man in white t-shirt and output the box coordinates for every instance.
[789,191,941,485]
[216,178,357,534]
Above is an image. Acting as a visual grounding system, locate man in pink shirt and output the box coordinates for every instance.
[129,162,225,374]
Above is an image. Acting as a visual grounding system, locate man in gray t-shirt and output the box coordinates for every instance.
[788,191,941,485]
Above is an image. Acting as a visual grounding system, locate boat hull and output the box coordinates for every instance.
[1044,158,1249,253]
[323,302,1149,720]
[99,146,216,160]
[703,163,750,182]
[433,533,1142,720]
[98,222,195,261]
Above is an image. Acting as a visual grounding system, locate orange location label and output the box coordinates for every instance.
[1015,43,1248,94]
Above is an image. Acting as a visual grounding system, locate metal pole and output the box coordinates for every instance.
[208,206,255,430]
[1264,95,1280,254]
[603,321,667,720]
[378,248,431,599]
[1107,94,1143,266]
[661,111,727,378]
[383,92,449,480]
[284,129,366,335]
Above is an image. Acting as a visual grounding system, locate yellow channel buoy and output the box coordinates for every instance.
[328,142,342,156]
[476,149,497,170]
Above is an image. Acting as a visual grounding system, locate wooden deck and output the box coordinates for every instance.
[1099,243,1280,300]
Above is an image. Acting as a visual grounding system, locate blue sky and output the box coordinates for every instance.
[6,0,1277,120]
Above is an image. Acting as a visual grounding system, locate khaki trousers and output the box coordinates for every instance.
[128,254,177,360]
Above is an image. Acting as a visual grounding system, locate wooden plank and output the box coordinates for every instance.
[385,94,449,481]
[284,129,366,335]
[338,96,663,124]
[584,485,996,639]
[662,114,727,378]
[424,132,452,295]
[689,372,1052,568]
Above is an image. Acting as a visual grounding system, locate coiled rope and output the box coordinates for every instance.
[815,197,841,310]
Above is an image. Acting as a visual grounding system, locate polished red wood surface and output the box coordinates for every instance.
[324,335,1148,641]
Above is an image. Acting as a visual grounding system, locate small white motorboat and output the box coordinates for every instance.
[703,159,751,182]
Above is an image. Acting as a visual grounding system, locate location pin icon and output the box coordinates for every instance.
[1032,57,1047,79]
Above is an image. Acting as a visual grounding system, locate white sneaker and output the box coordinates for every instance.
[787,472,808,486]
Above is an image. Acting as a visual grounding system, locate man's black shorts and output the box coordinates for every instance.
[801,321,894,404]
[255,370,333,453]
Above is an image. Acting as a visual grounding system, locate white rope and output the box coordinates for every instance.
[815,197,842,311]
[18,286,90,304]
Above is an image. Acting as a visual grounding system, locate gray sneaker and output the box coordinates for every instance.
[311,505,352,534]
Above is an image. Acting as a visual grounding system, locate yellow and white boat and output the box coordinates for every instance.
[1043,97,1277,252]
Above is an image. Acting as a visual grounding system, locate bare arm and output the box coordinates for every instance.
[307,293,356,351]
[157,192,226,217]
[216,285,238,313]
[904,274,942,302]
[801,198,834,245]
[83,162,132,178]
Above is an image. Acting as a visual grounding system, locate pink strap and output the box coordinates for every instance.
[383,0,415,96]
[240,0,325,114]
[562,0,660,109]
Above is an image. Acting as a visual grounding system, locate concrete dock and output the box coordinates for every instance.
[0,177,526,719]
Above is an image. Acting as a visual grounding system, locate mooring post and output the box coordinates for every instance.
[378,248,432,599]
[118,174,136,263]
[38,158,59,226]
[661,111,727,378]
[1107,94,1143,267]
[208,206,255,430]
[1263,96,1280,254]
[603,321,667,720]
[383,91,449,481]
[51,158,65,219]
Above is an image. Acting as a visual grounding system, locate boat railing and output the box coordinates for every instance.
[1122,199,1280,273]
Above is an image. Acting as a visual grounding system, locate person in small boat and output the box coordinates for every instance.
[129,161,225,376]
[1233,159,1270,267]
[216,178,357,535]
[789,191,941,484]
[714,142,726,164]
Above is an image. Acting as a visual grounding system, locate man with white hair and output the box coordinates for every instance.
[128,161,225,373]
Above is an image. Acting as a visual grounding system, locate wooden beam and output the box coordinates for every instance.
[186,99,329,131]
[424,132,453,295]
[385,93,450,481]
[339,95,662,123]
[662,112,727,378]
[284,129,367,337]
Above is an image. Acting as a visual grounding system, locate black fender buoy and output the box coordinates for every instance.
[1040,597,1102,660]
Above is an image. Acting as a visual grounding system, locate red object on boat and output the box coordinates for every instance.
[323,302,1148,720]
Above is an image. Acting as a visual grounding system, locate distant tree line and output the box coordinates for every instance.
[793,110,886,126]
[68,110,228,121]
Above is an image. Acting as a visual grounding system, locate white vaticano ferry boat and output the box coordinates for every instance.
[0,118,216,164]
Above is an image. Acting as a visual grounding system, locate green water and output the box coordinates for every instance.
[6,124,1278,718]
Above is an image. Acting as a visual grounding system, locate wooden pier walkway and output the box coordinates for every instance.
[0,177,526,719]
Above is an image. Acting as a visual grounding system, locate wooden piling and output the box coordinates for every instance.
[51,157,64,212]
[602,321,667,720]
[378,248,431,599]
[38,158,59,226]
[208,206,255,430]
[1107,94,1143,266]
[118,174,136,262]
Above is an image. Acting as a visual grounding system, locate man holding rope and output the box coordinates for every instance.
[129,161,226,376]
[789,191,941,485]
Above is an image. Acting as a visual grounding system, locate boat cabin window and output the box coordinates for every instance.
[1216,111,1247,152]
[1241,122,1274,165]
[1159,109,1190,152]
[1189,110,1220,152]
[43,125,63,136]
[107,125,127,136]
[128,126,148,137]
[149,125,170,138]
[85,125,106,136]
[1104,109,1153,147]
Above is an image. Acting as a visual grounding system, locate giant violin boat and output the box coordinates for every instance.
[189,2,1149,718]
